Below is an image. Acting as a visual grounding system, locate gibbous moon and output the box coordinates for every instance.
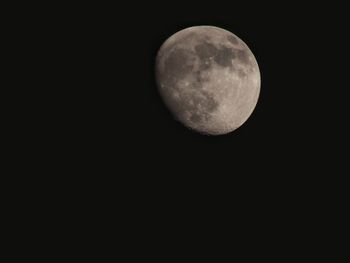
[155,26,260,135]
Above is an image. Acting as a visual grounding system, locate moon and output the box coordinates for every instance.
[155,26,260,135]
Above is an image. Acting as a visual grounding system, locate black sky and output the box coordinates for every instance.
[10,2,347,251]
[4,2,348,254]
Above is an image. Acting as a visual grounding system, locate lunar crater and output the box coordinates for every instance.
[174,88,219,126]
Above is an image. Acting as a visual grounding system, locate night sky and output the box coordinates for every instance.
[16,1,348,252]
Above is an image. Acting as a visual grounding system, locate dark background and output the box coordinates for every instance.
[5,1,348,254]
[44,2,348,191]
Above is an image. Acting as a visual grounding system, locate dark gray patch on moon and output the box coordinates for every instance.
[213,46,235,67]
[194,42,218,59]
[236,49,250,64]
[163,48,194,87]
[195,42,235,68]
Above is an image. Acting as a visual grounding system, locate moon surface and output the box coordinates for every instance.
[155,26,260,135]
